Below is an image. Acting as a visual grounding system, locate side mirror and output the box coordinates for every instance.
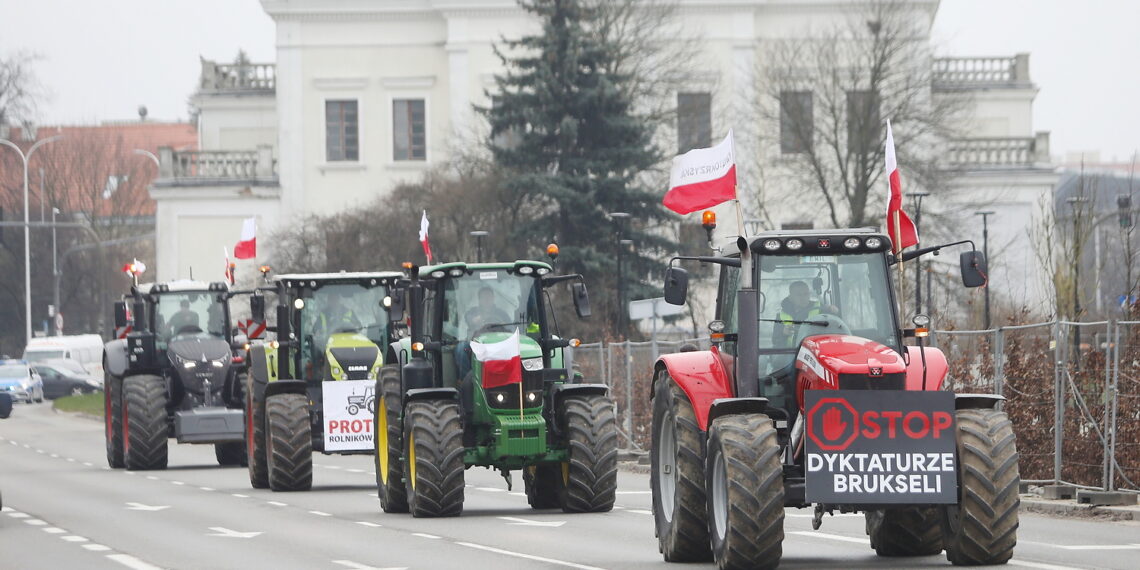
[663,266,689,305]
[960,251,988,288]
[250,295,265,323]
[387,290,406,323]
[113,301,128,329]
[572,282,591,318]
[0,392,12,419]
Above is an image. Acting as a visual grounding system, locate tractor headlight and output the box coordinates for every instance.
[521,357,543,371]
[865,237,883,249]
[211,360,225,369]
[332,367,343,378]
[182,361,196,369]
[526,391,539,403]
[843,237,861,249]
[495,393,507,403]
[762,239,781,251]
[785,238,804,251]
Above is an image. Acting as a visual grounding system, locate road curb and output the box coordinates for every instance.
[1020,496,1138,521]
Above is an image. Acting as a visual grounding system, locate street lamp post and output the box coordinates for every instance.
[910,191,930,315]
[51,207,60,335]
[975,211,995,329]
[609,212,631,336]
[470,230,488,263]
[0,135,63,345]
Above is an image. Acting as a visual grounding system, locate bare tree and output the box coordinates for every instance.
[750,1,966,228]
[0,51,45,132]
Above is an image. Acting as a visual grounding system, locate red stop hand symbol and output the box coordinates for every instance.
[822,407,846,441]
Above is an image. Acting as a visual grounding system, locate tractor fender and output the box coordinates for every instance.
[405,387,459,404]
[247,347,271,403]
[551,383,609,411]
[103,340,130,378]
[905,345,949,391]
[652,349,734,432]
[264,379,306,400]
[707,397,776,427]
[954,393,1005,410]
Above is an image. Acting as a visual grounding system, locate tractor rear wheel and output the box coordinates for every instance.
[651,375,711,562]
[375,365,408,513]
[246,387,269,488]
[123,375,168,471]
[524,464,563,509]
[266,393,312,491]
[866,507,943,556]
[215,442,247,466]
[559,395,618,513]
[104,373,124,468]
[706,413,784,570]
[404,400,464,517]
[942,408,1019,566]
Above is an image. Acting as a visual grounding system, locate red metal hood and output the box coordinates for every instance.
[800,335,906,375]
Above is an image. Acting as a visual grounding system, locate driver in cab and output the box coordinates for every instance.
[167,299,201,336]
[464,287,510,337]
[316,290,361,345]
[772,281,836,347]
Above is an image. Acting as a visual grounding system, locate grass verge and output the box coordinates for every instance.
[53,393,104,416]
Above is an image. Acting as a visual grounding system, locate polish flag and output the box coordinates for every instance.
[663,130,737,215]
[234,217,257,259]
[419,210,433,264]
[470,329,522,389]
[884,121,918,253]
[223,246,234,284]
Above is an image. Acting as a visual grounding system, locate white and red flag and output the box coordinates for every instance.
[663,130,737,215]
[234,217,257,259]
[884,120,918,253]
[223,246,234,284]
[470,329,522,389]
[419,210,434,264]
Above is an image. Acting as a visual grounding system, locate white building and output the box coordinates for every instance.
[151,0,1056,321]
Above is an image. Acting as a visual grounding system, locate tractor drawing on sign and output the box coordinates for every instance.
[244,271,404,491]
[346,386,375,416]
[651,215,1018,569]
[374,255,617,517]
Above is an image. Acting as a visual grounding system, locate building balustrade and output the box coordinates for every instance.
[199,60,276,92]
[156,145,276,181]
[933,54,1030,88]
[948,132,1051,168]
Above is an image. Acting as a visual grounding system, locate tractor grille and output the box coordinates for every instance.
[484,371,544,410]
[838,372,905,391]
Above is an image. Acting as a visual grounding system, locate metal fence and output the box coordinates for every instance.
[572,322,1139,493]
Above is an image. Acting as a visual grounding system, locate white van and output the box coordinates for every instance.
[23,334,105,377]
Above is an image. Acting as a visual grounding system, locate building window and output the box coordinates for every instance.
[393,99,426,161]
[677,92,712,153]
[846,90,880,156]
[325,100,359,162]
[779,91,813,154]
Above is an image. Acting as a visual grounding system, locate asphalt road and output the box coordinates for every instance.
[2,402,1138,569]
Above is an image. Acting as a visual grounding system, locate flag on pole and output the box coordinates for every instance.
[234,217,257,259]
[223,246,234,284]
[885,120,918,253]
[419,210,434,264]
[470,329,522,389]
[663,130,737,215]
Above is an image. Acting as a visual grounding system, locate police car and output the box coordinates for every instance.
[0,360,45,403]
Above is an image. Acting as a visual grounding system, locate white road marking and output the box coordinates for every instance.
[171,481,185,486]
[106,553,164,570]
[62,535,89,542]
[36,449,45,453]
[83,462,93,467]
[508,492,526,497]
[200,487,215,491]
[356,521,382,528]
[332,560,407,570]
[67,458,76,462]
[310,510,332,516]
[498,516,566,527]
[50,453,59,458]
[7,512,29,518]
[232,493,249,498]
[786,512,860,518]
[43,527,67,534]
[268,501,288,507]
[25,518,48,526]
[347,468,365,473]
[125,502,171,511]
[477,487,506,493]
[83,544,112,551]
[627,509,653,515]
[1022,539,1140,551]
[412,533,441,539]
[456,542,606,570]
[1008,560,1082,570]
[145,476,159,480]
[207,526,262,538]
[788,530,869,544]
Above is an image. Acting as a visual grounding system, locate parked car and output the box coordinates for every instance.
[0,360,44,403]
[34,360,102,399]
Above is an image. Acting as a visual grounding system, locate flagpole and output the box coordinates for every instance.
[734,196,746,238]
[893,211,905,317]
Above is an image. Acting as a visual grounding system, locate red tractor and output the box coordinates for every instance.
[651,227,1018,569]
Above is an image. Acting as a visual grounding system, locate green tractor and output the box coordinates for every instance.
[374,259,617,517]
[244,272,404,491]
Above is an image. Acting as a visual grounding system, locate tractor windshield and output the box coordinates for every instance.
[756,252,899,371]
[154,291,227,344]
[440,270,541,342]
[303,282,390,348]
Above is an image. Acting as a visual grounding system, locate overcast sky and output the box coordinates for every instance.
[2,0,1137,162]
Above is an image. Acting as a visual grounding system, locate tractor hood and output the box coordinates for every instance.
[168,336,232,394]
[797,335,906,379]
[169,336,231,362]
[325,332,382,380]
[471,330,542,360]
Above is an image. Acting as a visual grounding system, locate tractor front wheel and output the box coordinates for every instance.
[866,507,943,556]
[524,464,563,509]
[246,386,269,488]
[104,373,124,468]
[266,393,312,491]
[651,375,711,562]
[559,395,618,513]
[404,400,464,517]
[706,413,784,570]
[941,408,1019,565]
[123,375,168,471]
[215,442,247,466]
[375,365,408,513]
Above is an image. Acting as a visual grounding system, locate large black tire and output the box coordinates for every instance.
[524,464,563,509]
[246,387,269,488]
[706,414,784,570]
[266,393,312,491]
[560,395,618,513]
[104,373,124,468]
[215,442,247,466]
[866,507,944,556]
[942,408,1020,566]
[375,365,407,512]
[404,400,465,517]
[123,375,168,471]
[651,376,711,561]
